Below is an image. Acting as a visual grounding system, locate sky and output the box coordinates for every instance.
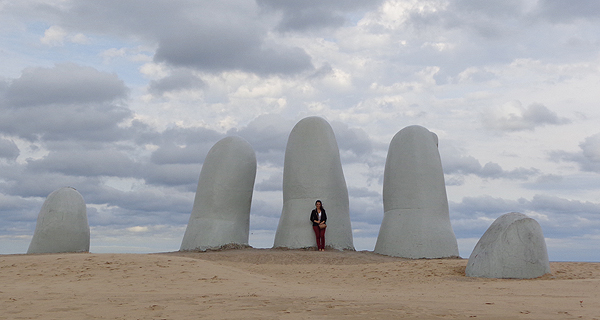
[1,0,599,261]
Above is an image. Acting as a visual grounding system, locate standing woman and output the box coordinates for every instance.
[310,200,327,251]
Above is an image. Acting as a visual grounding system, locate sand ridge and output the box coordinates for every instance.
[1,248,599,319]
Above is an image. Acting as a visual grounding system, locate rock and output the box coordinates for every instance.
[273,116,354,250]
[466,212,551,279]
[180,136,257,251]
[27,187,90,254]
[374,125,459,258]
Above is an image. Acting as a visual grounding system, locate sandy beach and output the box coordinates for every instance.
[1,248,599,319]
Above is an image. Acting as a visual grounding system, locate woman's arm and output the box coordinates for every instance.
[310,210,318,223]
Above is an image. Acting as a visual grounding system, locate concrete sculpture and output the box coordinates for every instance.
[466,212,551,279]
[374,125,459,258]
[273,116,354,250]
[180,136,257,251]
[27,187,90,254]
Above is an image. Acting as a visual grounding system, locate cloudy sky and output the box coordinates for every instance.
[1,0,600,261]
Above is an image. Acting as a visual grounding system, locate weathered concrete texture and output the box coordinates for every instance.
[180,136,257,251]
[27,187,90,254]
[466,212,551,279]
[374,125,459,258]
[273,116,354,250]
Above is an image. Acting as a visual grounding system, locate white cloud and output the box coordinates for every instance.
[101,48,127,60]
[102,47,153,64]
[40,26,67,46]
[421,41,454,51]
[126,226,149,233]
[70,33,89,44]
[139,62,169,79]
[40,26,89,46]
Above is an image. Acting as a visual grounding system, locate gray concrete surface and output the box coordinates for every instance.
[273,116,354,250]
[180,136,257,251]
[466,212,551,279]
[375,125,459,258]
[27,187,90,254]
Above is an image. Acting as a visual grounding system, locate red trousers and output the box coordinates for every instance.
[313,225,326,250]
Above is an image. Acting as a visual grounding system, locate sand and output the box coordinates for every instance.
[1,248,599,319]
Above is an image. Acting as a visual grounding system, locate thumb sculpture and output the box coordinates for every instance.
[273,116,354,250]
[27,187,90,254]
[180,136,257,251]
[466,212,551,279]
[374,125,459,258]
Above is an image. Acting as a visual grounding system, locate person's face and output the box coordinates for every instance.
[316,202,321,209]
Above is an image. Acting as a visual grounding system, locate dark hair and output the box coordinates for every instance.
[315,200,323,208]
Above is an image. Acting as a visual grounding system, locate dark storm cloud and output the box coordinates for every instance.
[0,138,19,160]
[155,36,313,76]
[79,185,193,217]
[549,133,600,173]
[482,103,570,132]
[0,166,194,229]
[51,0,314,75]
[26,149,140,177]
[0,61,220,202]
[347,195,383,226]
[157,126,224,147]
[233,114,292,152]
[5,63,127,107]
[0,80,8,105]
[150,144,209,165]
[452,194,600,221]
[451,193,600,223]
[250,199,282,219]
[535,0,600,23]
[452,0,526,17]
[479,162,540,180]
[348,186,380,198]
[142,163,201,189]
[388,0,600,82]
[404,0,528,41]
[254,172,283,192]
[257,0,384,32]
[579,133,600,169]
[129,120,163,146]
[449,193,600,241]
[0,64,132,142]
[149,126,224,165]
[0,193,42,222]
[307,63,334,79]
[450,195,524,217]
[444,0,527,38]
[233,115,377,167]
[441,149,540,181]
[148,70,206,96]
[0,103,132,142]
[227,114,295,168]
[0,165,102,198]
[367,2,528,83]
[331,121,373,161]
[529,194,600,214]
[86,204,187,227]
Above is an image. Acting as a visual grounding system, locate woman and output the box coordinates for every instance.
[309,200,327,251]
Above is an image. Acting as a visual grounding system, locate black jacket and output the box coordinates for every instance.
[310,209,327,226]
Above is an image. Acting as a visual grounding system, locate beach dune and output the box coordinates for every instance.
[1,249,599,319]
